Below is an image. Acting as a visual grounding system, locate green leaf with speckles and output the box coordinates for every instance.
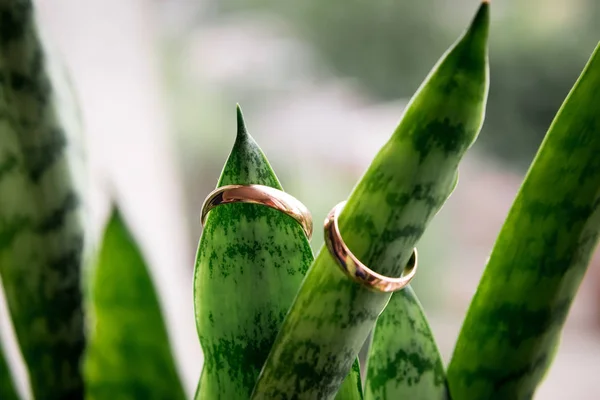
[193,106,363,399]
[447,42,600,400]
[84,208,186,400]
[251,3,489,399]
[0,333,18,400]
[0,0,87,398]
[363,6,492,399]
[365,289,446,400]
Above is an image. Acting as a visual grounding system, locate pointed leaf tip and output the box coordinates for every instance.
[471,1,490,30]
[86,201,186,399]
[236,104,248,140]
[217,105,283,189]
[458,0,490,50]
[106,204,126,229]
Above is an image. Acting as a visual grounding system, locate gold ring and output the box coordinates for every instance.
[324,201,417,293]
[201,184,313,239]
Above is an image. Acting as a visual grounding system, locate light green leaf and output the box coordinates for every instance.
[336,359,364,400]
[84,209,185,400]
[365,288,446,400]
[251,3,490,399]
[194,106,363,399]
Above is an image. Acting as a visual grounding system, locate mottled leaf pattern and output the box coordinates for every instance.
[84,209,186,400]
[365,288,446,400]
[251,4,489,399]
[0,0,86,397]
[193,107,366,399]
[448,42,600,400]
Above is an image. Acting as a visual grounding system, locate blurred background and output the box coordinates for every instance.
[1,0,598,398]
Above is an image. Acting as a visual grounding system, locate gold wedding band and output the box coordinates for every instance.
[201,184,313,239]
[324,201,417,293]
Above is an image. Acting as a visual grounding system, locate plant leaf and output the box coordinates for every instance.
[84,208,186,399]
[0,1,87,397]
[447,42,600,399]
[251,3,490,399]
[365,288,446,400]
[336,359,364,400]
[193,106,364,399]
[363,5,491,397]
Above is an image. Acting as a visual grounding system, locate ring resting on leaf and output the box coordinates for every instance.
[324,201,417,293]
[200,184,313,240]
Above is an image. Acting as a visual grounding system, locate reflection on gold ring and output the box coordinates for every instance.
[324,201,417,293]
[201,184,313,240]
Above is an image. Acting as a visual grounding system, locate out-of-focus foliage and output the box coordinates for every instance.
[214,0,599,169]
[84,209,186,400]
[0,1,87,397]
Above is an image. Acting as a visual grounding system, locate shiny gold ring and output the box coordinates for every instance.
[201,184,313,239]
[324,201,417,293]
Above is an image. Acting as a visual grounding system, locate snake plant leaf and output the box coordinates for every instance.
[365,288,446,400]
[0,1,87,397]
[447,42,600,400]
[251,3,489,399]
[363,5,491,399]
[0,333,18,400]
[193,106,358,399]
[84,208,186,400]
[336,359,364,400]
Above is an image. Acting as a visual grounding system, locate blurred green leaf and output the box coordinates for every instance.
[84,209,185,400]
[0,1,86,397]
[250,4,489,399]
[448,42,600,399]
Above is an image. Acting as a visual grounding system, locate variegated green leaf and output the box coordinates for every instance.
[448,42,600,400]
[0,0,86,397]
[251,3,489,399]
[194,106,363,399]
[363,5,491,399]
[365,288,446,400]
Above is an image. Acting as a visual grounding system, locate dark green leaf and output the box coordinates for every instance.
[0,1,86,397]
[448,42,600,400]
